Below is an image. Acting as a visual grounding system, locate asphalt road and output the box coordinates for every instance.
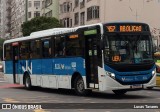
[0,74,160,112]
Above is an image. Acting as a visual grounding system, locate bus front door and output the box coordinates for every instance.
[12,46,20,84]
[85,35,101,89]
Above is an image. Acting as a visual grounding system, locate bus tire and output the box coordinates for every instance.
[74,76,90,96]
[24,75,32,90]
[113,90,127,95]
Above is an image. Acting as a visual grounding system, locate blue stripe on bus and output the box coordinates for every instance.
[104,64,155,75]
[5,61,13,74]
[104,64,155,83]
[5,57,86,76]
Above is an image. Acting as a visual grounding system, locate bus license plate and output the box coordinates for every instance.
[131,84,142,89]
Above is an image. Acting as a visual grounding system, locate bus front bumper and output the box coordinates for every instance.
[98,68,156,91]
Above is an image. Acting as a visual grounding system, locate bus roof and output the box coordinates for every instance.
[3,28,75,44]
[30,28,69,36]
[4,22,149,44]
[3,23,103,45]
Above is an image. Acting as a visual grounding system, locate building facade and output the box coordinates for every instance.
[100,0,160,47]
[59,0,100,27]
[11,0,44,38]
[1,0,59,39]
[27,0,43,21]
[10,0,27,38]
[42,0,59,19]
[59,0,160,30]
[5,0,11,39]
[0,0,11,39]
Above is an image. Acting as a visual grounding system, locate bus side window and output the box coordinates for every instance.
[65,36,83,57]
[4,44,12,60]
[42,39,51,58]
[30,40,41,59]
[55,36,65,57]
[19,41,30,60]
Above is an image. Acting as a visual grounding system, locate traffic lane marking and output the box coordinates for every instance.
[2,96,65,103]
[13,96,62,103]
[3,98,20,103]
[34,109,51,112]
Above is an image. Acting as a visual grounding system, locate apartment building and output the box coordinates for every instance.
[28,0,43,21]
[59,0,100,27]
[42,0,59,19]
[5,0,11,39]
[10,0,27,38]
[59,0,160,29]
[0,0,11,39]
[11,0,44,38]
[101,0,160,46]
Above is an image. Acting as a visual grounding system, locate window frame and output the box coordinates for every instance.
[34,1,40,8]
[19,40,31,60]
[4,43,13,61]
[41,37,52,59]
[30,39,42,59]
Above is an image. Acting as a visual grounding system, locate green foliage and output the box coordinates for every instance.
[21,16,63,36]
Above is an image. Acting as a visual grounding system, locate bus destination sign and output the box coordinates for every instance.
[120,25,142,32]
[106,25,143,32]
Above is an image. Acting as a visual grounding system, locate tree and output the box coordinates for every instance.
[21,16,63,36]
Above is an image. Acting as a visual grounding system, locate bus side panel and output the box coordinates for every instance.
[17,60,29,85]
[41,59,53,87]
[32,59,42,86]
[32,59,42,74]
[4,61,14,83]
[53,57,85,75]
[53,57,86,89]
[19,57,87,89]
[16,61,23,84]
[41,59,53,74]
[17,60,26,74]
[5,61,13,74]
[18,59,42,86]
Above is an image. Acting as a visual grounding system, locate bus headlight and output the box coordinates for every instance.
[152,70,156,76]
[107,72,115,79]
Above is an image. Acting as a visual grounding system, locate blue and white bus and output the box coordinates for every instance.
[3,22,156,95]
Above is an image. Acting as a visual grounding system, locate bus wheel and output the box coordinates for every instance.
[74,76,89,96]
[24,75,32,90]
[113,90,127,95]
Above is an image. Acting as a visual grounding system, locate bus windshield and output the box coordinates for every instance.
[104,34,154,64]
